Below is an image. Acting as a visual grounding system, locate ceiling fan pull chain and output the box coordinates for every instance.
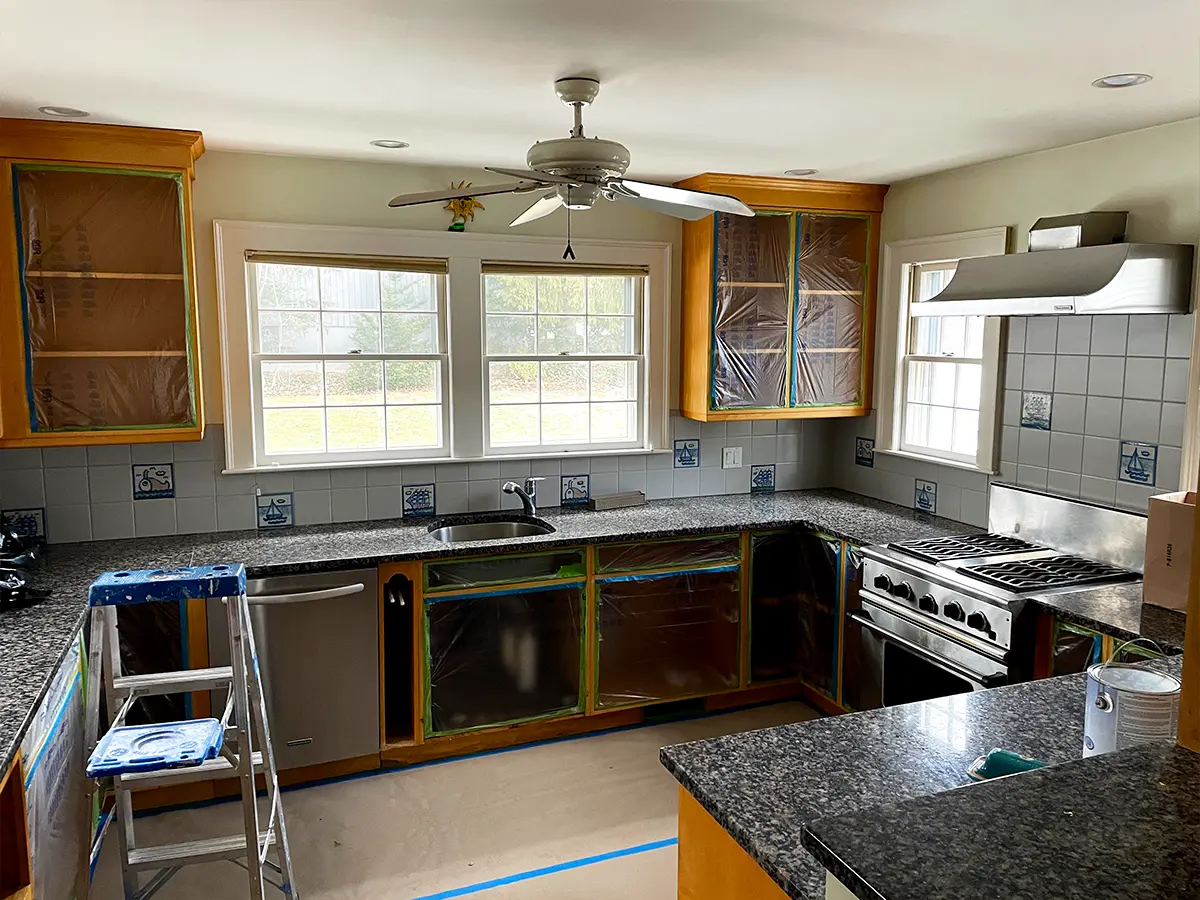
[563,189,576,260]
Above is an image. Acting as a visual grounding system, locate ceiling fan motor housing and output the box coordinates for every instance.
[526,137,631,180]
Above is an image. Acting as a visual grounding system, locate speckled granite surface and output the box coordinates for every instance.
[660,655,1184,900]
[805,740,1200,900]
[0,488,964,778]
[1033,582,1187,652]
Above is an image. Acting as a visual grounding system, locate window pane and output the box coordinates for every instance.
[320,268,380,310]
[953,409,979,456]
[955,363,982,410]
[259,310,320,353]
[324,360,383,406]
[907,361,955,406]
[541,361,588,402]
[386,360,440,404]
[262,362,323,407]
[538,316,586,354]
[537,275,585,314]
[256,265,319,310]
[939,316,966,357]
[484,274,536,313]
[588,277,633,315]
[382,272,435,311]
[490,405,539,446]
[264,408,326,454]
[387,406,441,448]
[591,402,637,442]
[487,315,537,355]
[928,405,954,451]
[591,361,637,401]
[382,313,438,353]
[542,403,588,444]
[327,406,385,451]
[965,316,985,358]
[911,317,940,356]
[322,311,380,353]
[917,266,955,302]
[489,361,539,403]
[587,317,634,354]
[905,403,930,448]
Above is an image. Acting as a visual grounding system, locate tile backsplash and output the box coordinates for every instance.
[0,415,836,543]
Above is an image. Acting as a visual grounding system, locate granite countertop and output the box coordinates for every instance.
[1032,582,1187,652]
[660,655,1184,900]
[0,488,965,778]
[805,740,1200,900]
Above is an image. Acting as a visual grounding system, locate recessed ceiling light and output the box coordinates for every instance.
[38,105,90,118]
[370,139,409,149]
[783,168,819,178]
[1091,73,1152,89]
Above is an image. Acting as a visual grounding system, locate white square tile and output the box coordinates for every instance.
[91,502,135,540]
[468,479,501,511]
[368,466,405,486]
[998,461,1018,482]
[724,466,750,494]
[1163,358,1190,403]
[1025,317,1058,354]
[1120,400,1161,443]
[330,488,367,522]
[0,449,41,470]
[87,444,131,466]
[293,489,332,525]
[1000,426,1019,463]
[173,460,216,498]
[775,463,801,491]
[134,499,176,537]
[586,456,618,473]
[367,485,403,520]
[673,416,701,439]
[591,472,619,496]
[1166,314,1193,358]
[1157,446,1183,491]
[330,468,367,488]
[700,421,727,439]
[399,464,437,485]
[1079,475,1117,505]
[437,481,470,514]
[1048,432,1083,472]
[176,497,218,534]
[1006,317,1026,353]
[1056,316,1092,354]
[131,442,175,465]
[1022,355,1054,391]
[44,467,87,508]
[1046,469,1082,497]
[1114,481,1155,513]
[254,472,293,493]
[1126,314,1168,356]
[1086,356,1125,397]
[647,452,673,470]
[700,467,725,496]
[935,483,962,522]
[776,434,802,463]
[960,489,989,528]
[46,505,92,543]
[292,469,331,491]
[672,468,700,497]
[41,447,88,468]
[1004,354,1023,390]
[1017,429,1050,467]
[700,439,723,468]
[1082,436,1120,478]
[751,436,777,464]
[1083,396,1122,438]
[618,454,647,472]
[468,461,501,481]
[1123,357,1164,400]
[1160,403,1186,447]
[779,419,805,434]
[751,420,778,435]
[1016,465,1048,489]
[618,471,646,493]
[529,459,560,477]
[645,469,673,500]
[217,495,256,531]
[89,465,133,503]
[1090,316,1128,355]
[173,432,216,461]
[1002,390,1020,426]
[726,421,752,437]
[1053,356,1089,394]
[1052,394,1085,434]
[216,472,257,496]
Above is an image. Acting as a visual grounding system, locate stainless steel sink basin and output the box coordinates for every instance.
[427,518,556,543]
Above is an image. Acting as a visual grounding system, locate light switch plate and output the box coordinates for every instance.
[722,446,743,469]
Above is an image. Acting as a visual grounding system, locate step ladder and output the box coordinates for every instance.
[83,564,299,900]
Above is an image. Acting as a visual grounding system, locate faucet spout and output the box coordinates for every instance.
[502,480,537,516]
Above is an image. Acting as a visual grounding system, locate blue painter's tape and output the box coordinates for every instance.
[409,837,679,900]
[89,564,246,606]
[424,580,586,605]
[24,672,82,787]
[595,564,739,585]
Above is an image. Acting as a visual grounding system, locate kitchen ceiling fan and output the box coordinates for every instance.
[387,77,755,227]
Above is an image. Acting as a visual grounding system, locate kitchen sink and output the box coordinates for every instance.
[427,517,556,543]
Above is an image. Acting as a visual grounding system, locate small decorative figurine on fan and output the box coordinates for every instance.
[444,182,485,232]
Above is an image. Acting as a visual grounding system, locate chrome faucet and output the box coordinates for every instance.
[503,477,545,516]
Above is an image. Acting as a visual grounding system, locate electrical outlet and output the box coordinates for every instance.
[722,446,743,469]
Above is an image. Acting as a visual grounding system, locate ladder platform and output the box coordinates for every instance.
[116,751,264,789]
[89,564,247,606]
[126,832,274,871]
[113,665,233,697]
[88,719,224,778]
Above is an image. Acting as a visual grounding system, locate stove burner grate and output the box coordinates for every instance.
[888,533,1042,565]
[959,556,1138,592]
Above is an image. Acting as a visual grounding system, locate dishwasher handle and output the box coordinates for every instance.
[247,583,365,606]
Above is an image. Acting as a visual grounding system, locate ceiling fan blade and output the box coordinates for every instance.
[615,180,755,217]
[510,192,564,227]
[609,190,717,221]
[485,166,580,186]
[388,180,539,208]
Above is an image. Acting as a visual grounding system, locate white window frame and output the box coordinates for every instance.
[875,227,1010,473]
[214,220,671,473]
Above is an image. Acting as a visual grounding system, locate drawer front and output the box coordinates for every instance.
[595,535,741,573]
[424,549,586,592]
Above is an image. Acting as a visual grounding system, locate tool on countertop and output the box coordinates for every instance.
[967,748,1047,781]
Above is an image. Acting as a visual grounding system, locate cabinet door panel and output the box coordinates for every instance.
[1050,620,1104,676]
[596,535,741,573]
[32,355,192,430]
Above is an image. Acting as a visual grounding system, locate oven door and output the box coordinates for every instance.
[852,592,1010,708]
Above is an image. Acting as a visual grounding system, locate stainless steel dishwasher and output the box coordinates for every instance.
[207,568,380,770]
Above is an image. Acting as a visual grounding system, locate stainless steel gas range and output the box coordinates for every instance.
[850,484,1147,708]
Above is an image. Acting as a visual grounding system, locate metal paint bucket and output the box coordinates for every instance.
[1083,661,1180,757]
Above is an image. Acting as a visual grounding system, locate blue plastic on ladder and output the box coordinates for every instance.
[86,718,225,777]
[88,564,247,606]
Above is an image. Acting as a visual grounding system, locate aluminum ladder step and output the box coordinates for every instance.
[116,752,264,790]
[112,666,234,697]
[126,831,274,871]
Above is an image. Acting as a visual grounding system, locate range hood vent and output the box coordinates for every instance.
[912,212,1195,318]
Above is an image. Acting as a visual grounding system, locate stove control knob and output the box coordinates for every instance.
[943,601,966,622]
[918,594,938,614]
[968,611,990,632]
[873,574,893,592]
[893,582,916,602]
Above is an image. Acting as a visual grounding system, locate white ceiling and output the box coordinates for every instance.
[2,0,1198,184]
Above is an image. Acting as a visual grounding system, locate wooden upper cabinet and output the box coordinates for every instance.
[0,119,204,447]
[678,174,887,421]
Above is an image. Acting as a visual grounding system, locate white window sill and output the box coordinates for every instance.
[873,447,998,476]
[223,447,673,475]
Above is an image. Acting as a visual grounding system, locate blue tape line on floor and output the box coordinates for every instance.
[409,837,679,900]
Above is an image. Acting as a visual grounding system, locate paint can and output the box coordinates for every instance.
[1083,661,1180,757]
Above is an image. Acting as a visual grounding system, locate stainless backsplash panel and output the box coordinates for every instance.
[988,483,1147,573]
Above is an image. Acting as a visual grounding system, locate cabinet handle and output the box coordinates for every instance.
[285,738,313,747]
[247,583,365,605]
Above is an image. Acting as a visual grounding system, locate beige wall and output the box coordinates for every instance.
[190,151,683,422]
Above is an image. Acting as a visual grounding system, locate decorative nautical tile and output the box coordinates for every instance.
[561,474,590,506]
[855,437,875,468]
[256,492,294,528]
[132,463,174,500]
[1,507,45,538]
[915,479,938,514]
[1118,441,1157,486]
[750,464,776,494]
[674,439,700,468]
[402,484,436,517]
[1020,391,1052,430]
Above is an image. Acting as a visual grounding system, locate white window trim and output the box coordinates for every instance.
[875,227,1010,474]
[214,220,671,473]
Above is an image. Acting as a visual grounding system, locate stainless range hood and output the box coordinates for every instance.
[911,212,1195,317]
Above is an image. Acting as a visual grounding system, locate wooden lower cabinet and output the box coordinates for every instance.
[0,755,32,900]
[1032,614,1163,680]
[678,787,788,900]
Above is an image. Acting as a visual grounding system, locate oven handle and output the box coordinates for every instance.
[848,612,1007,689]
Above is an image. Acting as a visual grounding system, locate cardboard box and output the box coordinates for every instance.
[1143,490,1196,612]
